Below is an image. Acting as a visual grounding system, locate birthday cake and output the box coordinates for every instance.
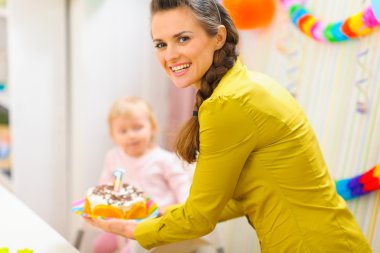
[83,183,148,219]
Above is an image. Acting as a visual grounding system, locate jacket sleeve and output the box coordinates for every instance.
[134,96,258,249]
[163,198,245,221]
[218,198,245,222]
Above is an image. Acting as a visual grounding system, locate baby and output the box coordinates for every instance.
[93,96,193,253]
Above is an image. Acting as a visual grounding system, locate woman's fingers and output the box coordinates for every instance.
[83,217,137,239]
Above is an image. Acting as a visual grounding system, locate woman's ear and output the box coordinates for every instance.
[215,25,227,50]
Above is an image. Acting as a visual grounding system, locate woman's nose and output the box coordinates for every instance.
[164,44,179,61]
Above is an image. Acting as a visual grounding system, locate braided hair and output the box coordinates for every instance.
[150,0,239,163]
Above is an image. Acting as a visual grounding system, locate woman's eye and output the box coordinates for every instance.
[179,36,190,43]
[155,42,166,49]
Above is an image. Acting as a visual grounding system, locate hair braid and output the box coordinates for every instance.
[150,0,239,163]
[177,39,238,163]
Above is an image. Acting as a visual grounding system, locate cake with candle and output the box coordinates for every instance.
[83,168,148,219]
[83,183,148,219]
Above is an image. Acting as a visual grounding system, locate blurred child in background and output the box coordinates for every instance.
[93,96,223,253]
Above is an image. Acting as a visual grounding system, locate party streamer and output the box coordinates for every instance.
[276,8,301,97]
[335,162,380,200]
[355,46,371,114]
[280,0,380,43]
[353,0,371,114]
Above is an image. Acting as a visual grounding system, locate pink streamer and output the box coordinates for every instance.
[363,6,380,28]
[310,21,326,42]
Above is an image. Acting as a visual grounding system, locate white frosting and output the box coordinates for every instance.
[86,183,145,213]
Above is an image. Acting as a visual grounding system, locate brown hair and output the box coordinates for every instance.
[150,0,239,163]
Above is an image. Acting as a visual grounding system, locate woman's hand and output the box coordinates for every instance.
[83,217,138,239]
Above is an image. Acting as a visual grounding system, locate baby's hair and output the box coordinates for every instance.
[108,96,158,133]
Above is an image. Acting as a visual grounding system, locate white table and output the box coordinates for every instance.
[0,185,80,253]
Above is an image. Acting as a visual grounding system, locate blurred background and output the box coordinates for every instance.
[0,0,379,252]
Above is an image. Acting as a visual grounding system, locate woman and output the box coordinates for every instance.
[86,0,372,252]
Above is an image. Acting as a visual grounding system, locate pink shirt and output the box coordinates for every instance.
[99,146,192,212]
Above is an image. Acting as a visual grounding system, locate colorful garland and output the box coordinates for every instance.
[336,163,380,200]
[280,0,380,42]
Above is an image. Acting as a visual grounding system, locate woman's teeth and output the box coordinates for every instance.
[171,64,190,72]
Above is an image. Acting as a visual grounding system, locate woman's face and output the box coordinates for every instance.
[151,7,223,89]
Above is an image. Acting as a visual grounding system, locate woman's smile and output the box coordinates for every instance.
[170,62,192,77]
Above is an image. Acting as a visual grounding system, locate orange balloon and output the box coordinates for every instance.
[222,0,276,30]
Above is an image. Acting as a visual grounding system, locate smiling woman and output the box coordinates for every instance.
[151,6,227,90]
[150,0,239,164]
[84,1,372,252]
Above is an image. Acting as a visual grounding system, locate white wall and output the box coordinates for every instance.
[8,0,69,235]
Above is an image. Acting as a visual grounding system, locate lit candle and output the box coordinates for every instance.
[112,168,125,193]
